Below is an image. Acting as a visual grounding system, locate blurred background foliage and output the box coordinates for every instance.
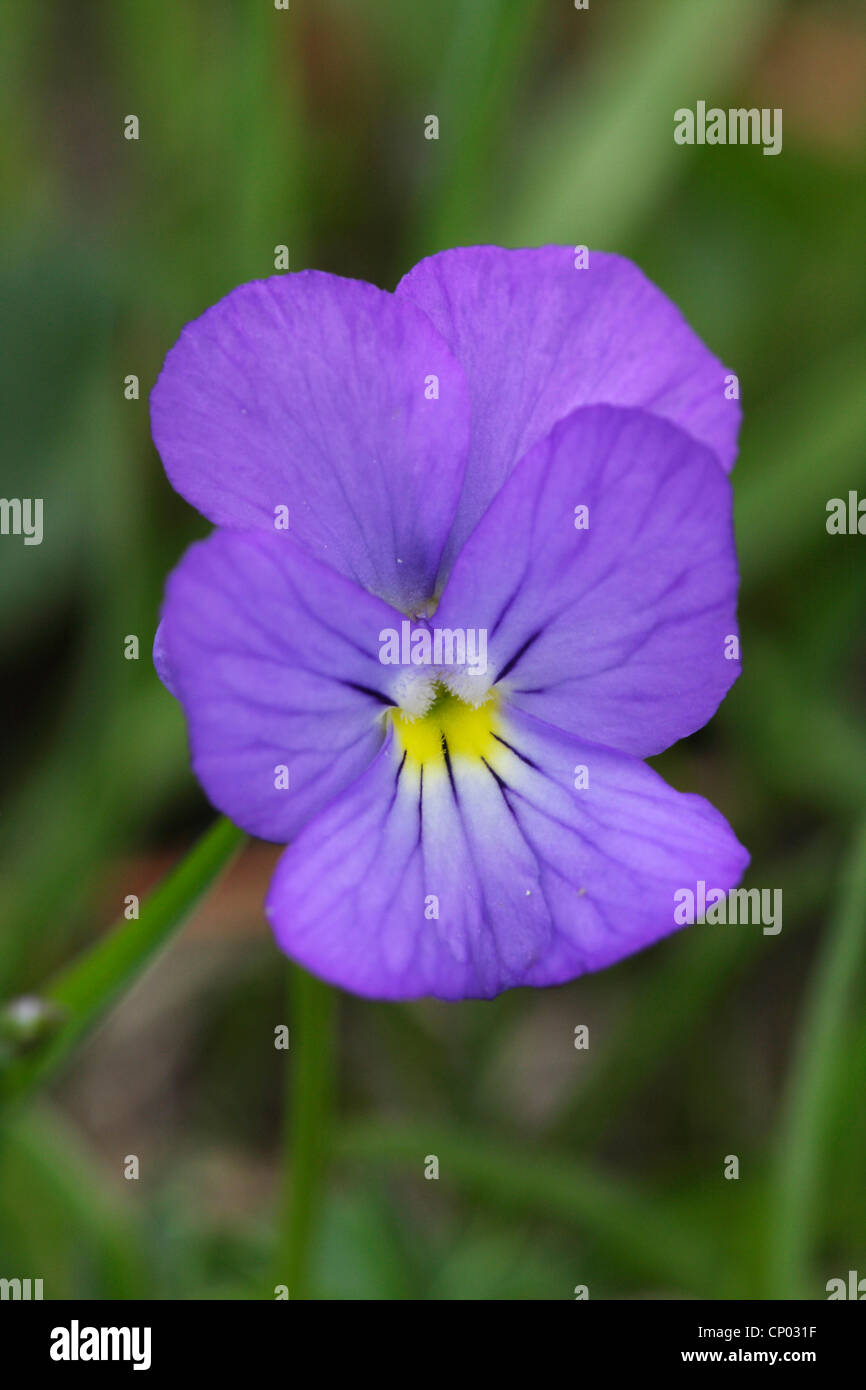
[1,0,865,1300]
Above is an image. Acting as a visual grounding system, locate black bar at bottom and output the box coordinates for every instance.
[1,1298,863,1374]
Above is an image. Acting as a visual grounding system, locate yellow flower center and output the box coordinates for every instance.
[391,682,501,768]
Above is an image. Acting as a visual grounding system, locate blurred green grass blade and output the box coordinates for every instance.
[424,1224,573,1301]
[340,1121,721,1294]
[410,0,545,257]
[736,337,866,589]
[0,817,246,1109]
[722,637,866,816]
[0,1104,148,1298]
[313,1187,420,1300]
[768,819,866,1298]
[231,0,309,274]
[1,674,190,1000]
[1,367,167,996]
[273,966,337,1300]
[106,0,309,304]
[503,0,782,248]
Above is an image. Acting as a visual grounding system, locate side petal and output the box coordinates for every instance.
[397,244,740,566]
[152,620,177,697]
[151,272,470,613]
[435,404,741,757]
[265,707,748,1001]
[159,528,406,842]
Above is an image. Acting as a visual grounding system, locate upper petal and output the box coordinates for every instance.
[265,706,748,1000]
[159,527,405,842]
[151,271,471,613]
[397,245,740,567]
[435,404,741,757]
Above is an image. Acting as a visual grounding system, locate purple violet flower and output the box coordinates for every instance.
[152,245,748,1000]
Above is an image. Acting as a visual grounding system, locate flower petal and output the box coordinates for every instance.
[159,528,405,842]
[266,707,748,1000]
[152,620,177,697]
[151,272,471,613]
[435,404,741,757]
[397,244,740,566]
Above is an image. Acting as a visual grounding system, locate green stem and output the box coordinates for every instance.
[768,818,866,1298]
[273,966,336,1300]
[0,816,246,1110]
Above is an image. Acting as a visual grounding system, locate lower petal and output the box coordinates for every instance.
[265,705,748,1000]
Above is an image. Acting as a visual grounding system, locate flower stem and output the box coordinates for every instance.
[273,965,336,1300]
[0,817,245,1111]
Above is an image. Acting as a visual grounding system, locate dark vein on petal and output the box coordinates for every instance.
[480,757,519,821]
[492,732,540,770]
[489,579,524,638]
[441,735,458,802]
[496,629,542,683]
[342,679,393,706]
